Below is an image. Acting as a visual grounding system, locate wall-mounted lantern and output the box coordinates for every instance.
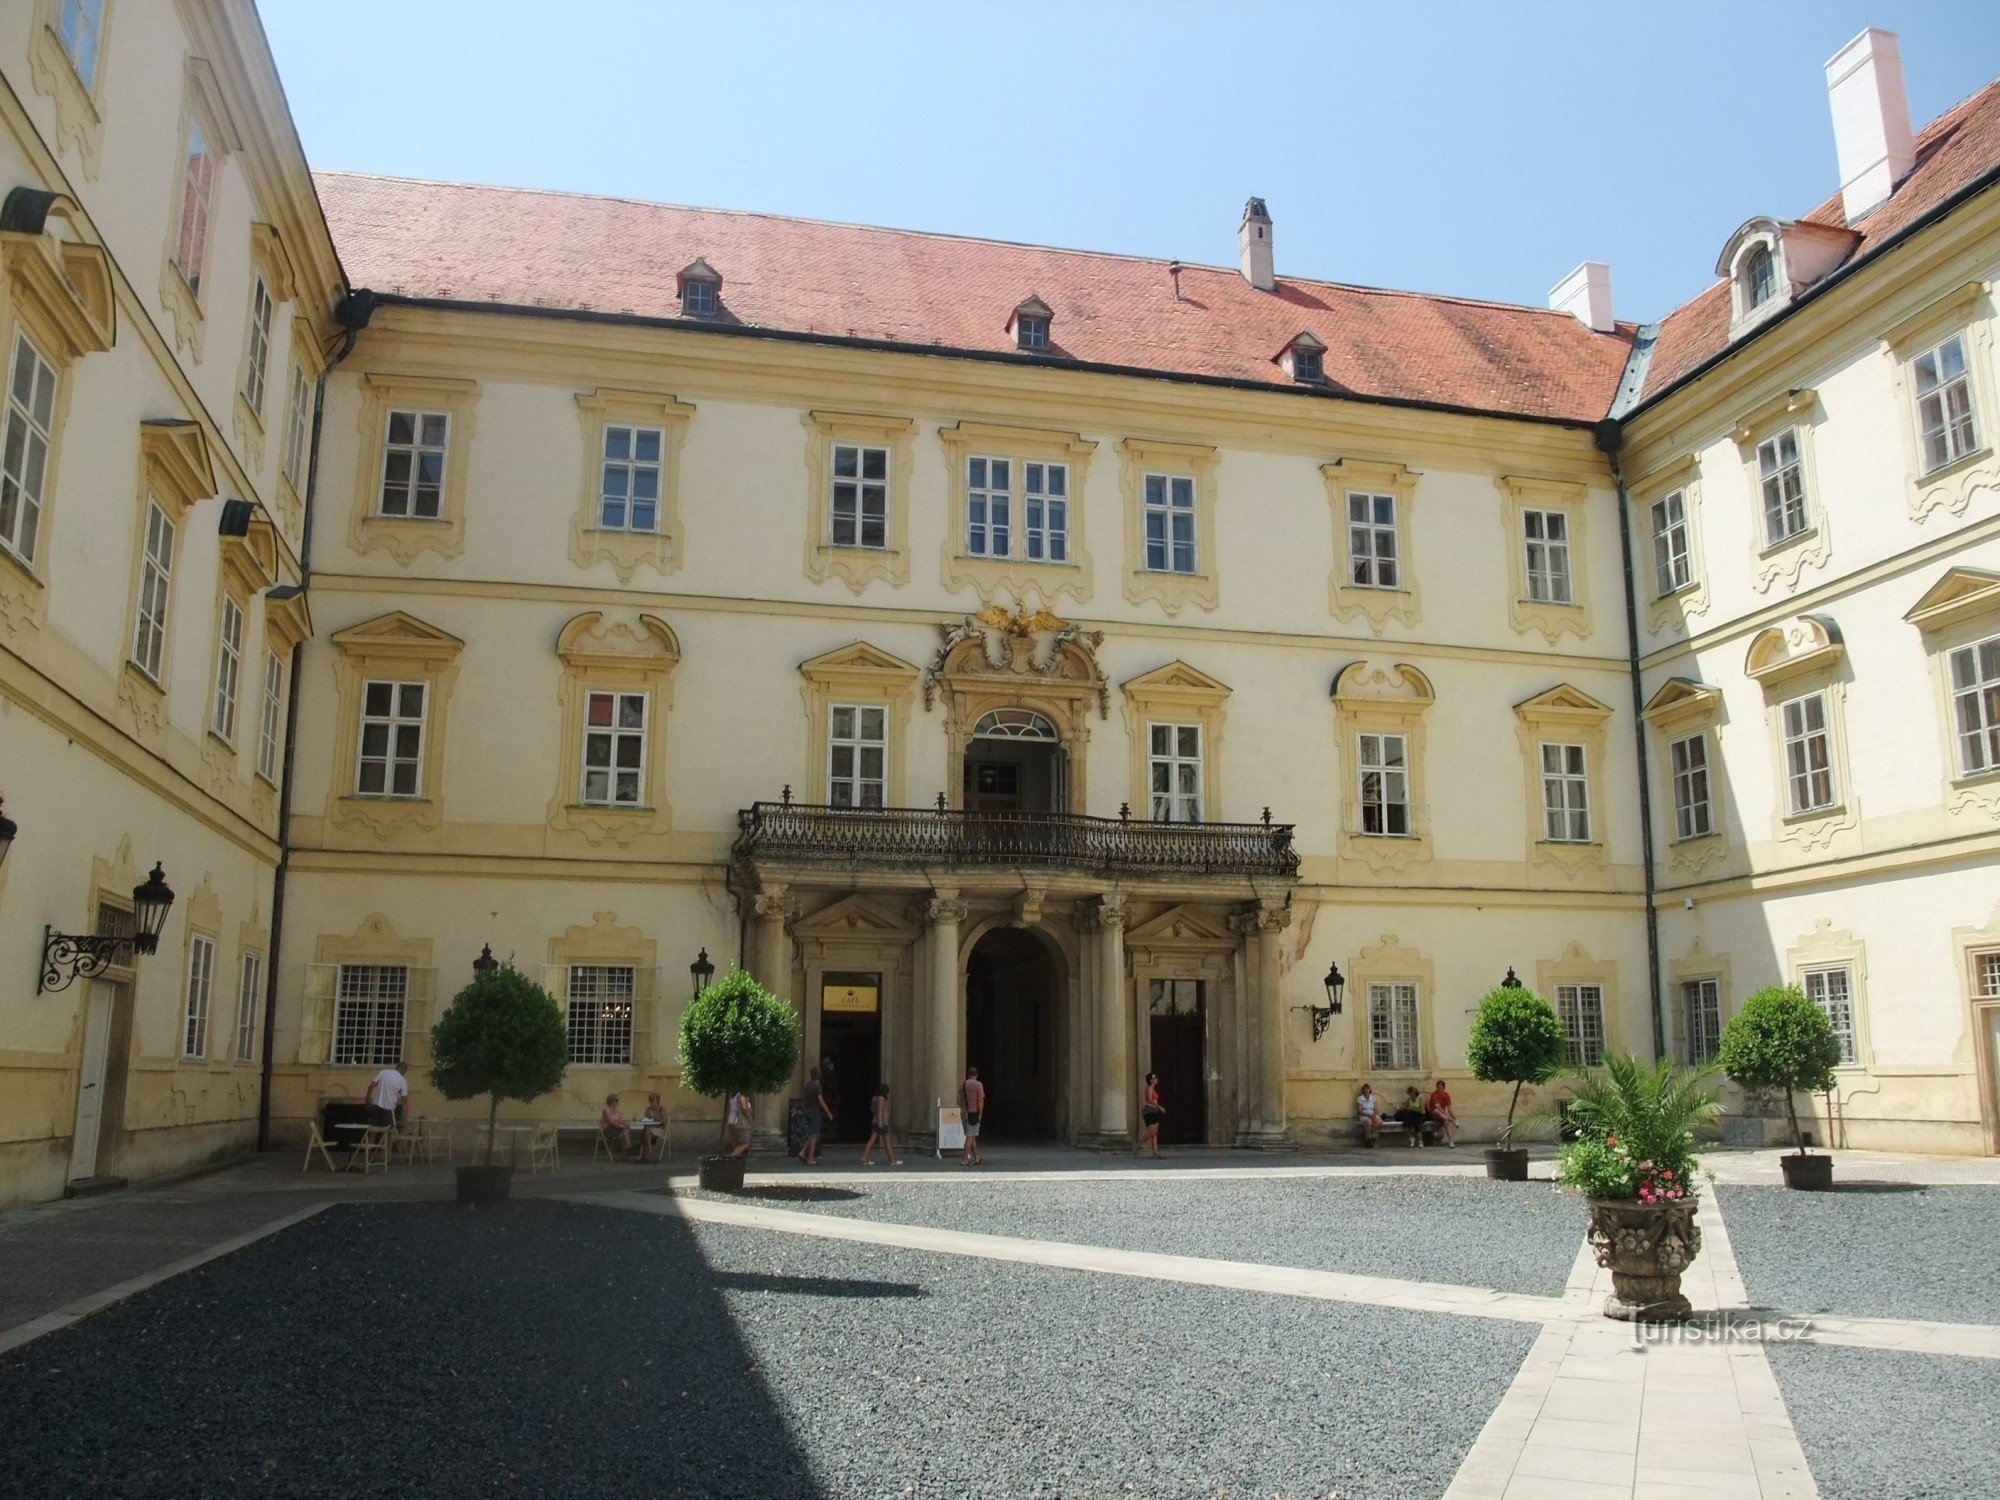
[1297,960,1345,1042]
[39,863,176,993]
[690,947,714,999]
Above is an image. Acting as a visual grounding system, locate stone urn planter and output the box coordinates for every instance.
[1586,1199,1702,1322]
[1484,1146,1529,1181]
[699,1154,747,1192]
[455,1164,513,1204]
[1780,1152,1833,1191]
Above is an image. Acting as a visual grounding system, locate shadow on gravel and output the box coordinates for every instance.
[710,1269,925,1299]
[0,1200,825,1500]
[1821,1182,1929,1194]
[686,1185,868,1204]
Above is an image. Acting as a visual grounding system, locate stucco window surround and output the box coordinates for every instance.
[1329,660,1434,875]
[1536,940,1619,1064]
[302,914,436,1068]
[1120,661,1230,823]
[1882,282,1998,521]
[326,611,464,841]
[28,0,116,179]
[937,420,1097,606]
[1344,934,1436,1084]
[571,387,694,583]
[1118,436,1220,615]
[1787,918,1872,1074]
[1904,565,2000,824]
[1512,684,1612,881]
[546,611,680,849]
[1666,937,1733,1066]
[802,410,913,593]
[1745,614,1858,854]
[1629,453,1710,636]
[113,421,216,746]
[799,642,921,807]
[1322,457,1420,633]
[545,913,664,1069]
[1730,389,1832,595]
[1642,677,1729,879]
[156,57,241,359]
[230,224,299,474]
[1499,475,1591,644]
[349,373,479,565]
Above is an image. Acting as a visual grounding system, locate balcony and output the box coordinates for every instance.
[734,801,1300,879]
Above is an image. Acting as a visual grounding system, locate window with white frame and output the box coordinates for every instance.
[599,424,662,531]
[1540,742,1590,842]
[1756,429,1808,546]
[257,650,284,783]
[56,0,106,89]
[378,410,449,518]
[829,443,887,549]
[332,964,407,1067]
[1556,983,1606,1066]
[966,456,1011,557]
[1347,492,1399,589]
[355,680,427,797]
[680,278,717,318]
[1682,978,1722,1064]
[1913,334,1979,473]
[182,935,215,1059]
[1,332,57,566]
[1016,314,1050,352]
[1142,473,1197,574]
[131,501,175,682]
[1977,950,2000,999]
[1781,691,1835,814]
[1024,461,1068,561]
[235,952,261,1063]
[1148,722,1203,823]
[1292,345,1324,383]
[581,690,647,806]
[172,123,214,296]
[282,361,311,489]
[1651,490,1691,596]
[1745,245,1777,309]
[1522,508,1572,604]
[828,704,886,809]
[1669,732,1712,840]
[1802,965,1858,1065]
[242,277,273,414]
[1947,634,2000,777]
[211,594,243,743]
[566,965,636,1065]
[1356,732,1410,836]
[1368,982,1420,1071]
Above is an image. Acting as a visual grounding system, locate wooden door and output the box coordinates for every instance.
[1148,1013,1206,1145]
[68,982,114,1180]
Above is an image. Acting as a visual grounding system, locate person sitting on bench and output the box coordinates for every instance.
[1391,1085,1430,1144]
[1356,1083,1382,1143]
[1426,1078,1459,1148]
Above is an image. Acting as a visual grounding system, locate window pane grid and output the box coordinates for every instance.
[1148,721,1202,823]
[1556,983,1605,1066]
[1,332,58,564]
[1651,491,1690,596]
[966,456,1011,557]
[1683,978,1721,1064]
[132,502,175,681]
[581,690,647,806]
[57,0,104,88]
[1142,473,1197,574]
[599,424,663,531]
[1758,430,1808,545]
[1540,741,1590,842]
[332,964,408,1067]
[828,704,887,809]
[1347,492,1398,589]
[257,651,284,782]
[1948,636,2000,777]
[378,409,449,518]
[242,277,272,413]
[1803,967,1858,1066]
[1914,335,1979,473]
[830,444,887,549]
[1356,731,1410,836]
[1368,982,1420,1071]
[182,935,215,1059]
[1024,461,1067,561]
[236,953,262,1063]
[1781,693,1835,814]
[1977,951,2000,999]
[283,362,311,487]
[357,679,426,797]
[566,966,636,1064]
[211,594,243,742]
[1522,508,1572,603]
[1670,733,1712,841]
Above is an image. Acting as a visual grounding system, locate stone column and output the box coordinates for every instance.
[923,895,969,1133]
[1093,895,1131,1146]
[1235,901,1295,1149]
[748,887,798,1150]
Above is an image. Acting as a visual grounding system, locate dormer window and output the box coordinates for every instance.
[1008,295,1053,352]
[676,258,721,319]
[1718,217,1857,340]
[1745,245,1776,308]
[1276,330,1326,385]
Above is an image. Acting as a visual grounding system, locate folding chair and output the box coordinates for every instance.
[420,1118,453,1164]
[526,1123,560,1175]
[643,1113,672,1163]
[592,1126,618,1163]
[351,1124,391,1174]
[393,1122,423,1164]
[303,1122,340,1172]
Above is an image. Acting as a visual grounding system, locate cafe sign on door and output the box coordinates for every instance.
[822,982,879,1014]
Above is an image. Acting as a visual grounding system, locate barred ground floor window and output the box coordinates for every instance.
[1556,982,1605,1066]
[567,965,636,1065]
[333,964,409,1066]
[1368,981,1419,1071]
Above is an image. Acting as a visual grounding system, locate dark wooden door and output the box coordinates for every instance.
[1148,1014,1206,1144]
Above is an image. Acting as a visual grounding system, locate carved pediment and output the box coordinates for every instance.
[1331,661,1435,705]
[331,610,465,662]
[801,641,920,687]
[1745,614,1844,687]
[1904,567,2000,634]
[1642,677,1724,729]
[1126,903,1236,948]
[1513,683,1612,723]
[792,893,916,939]
[139,420,216,513]
[557,611,680,671]
[1122,660,1231,702]
[925,608,1108,716]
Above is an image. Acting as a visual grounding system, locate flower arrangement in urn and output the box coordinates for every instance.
[1553,1053,1721,1322]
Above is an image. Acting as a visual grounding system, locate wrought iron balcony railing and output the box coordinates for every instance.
[735,801,1299,878]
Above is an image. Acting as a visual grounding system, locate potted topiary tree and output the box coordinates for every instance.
[1718,985,1843,1190]
[429,961,569,1204]
[1554,1053,1721,1321]
[677,967,800,1192]
[1466,983,1567,1181]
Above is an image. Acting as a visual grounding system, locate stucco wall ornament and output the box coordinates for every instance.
[923,605,1109,718]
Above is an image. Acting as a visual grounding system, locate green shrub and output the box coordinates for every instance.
[429,962,569,1165]
[1718,985,1842,1156]
[1552,1053,1718,1202]
[677,968,801,1105]
[1466,986,1568,1142]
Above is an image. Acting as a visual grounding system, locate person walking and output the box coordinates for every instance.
[366,1059,408,1129]
[959,1065,986,1166]
[1137,1071,1164,1158]
[724,1089,753,1159]
[860,1083,900,1166]
[801,1067,833,1167]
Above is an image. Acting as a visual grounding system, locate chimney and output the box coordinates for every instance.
[1826,28,1916,223]
[1549,261,1615,333]
[1238,197,1274,292]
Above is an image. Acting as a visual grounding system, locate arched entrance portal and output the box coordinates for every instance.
[965,926,1064,1139]
[963,708,1065,813]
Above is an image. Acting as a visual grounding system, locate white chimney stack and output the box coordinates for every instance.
[1549,261,1615,333]
[1826,28,1916,223]
[1239,198,1274,292]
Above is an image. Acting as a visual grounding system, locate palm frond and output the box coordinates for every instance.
[1545,1052,1722,1165]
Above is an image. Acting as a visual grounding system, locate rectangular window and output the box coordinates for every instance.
[582,690,647,806]
[1757,429,1808,546]
[680,280,717,318]
[967,456,1011,557]
[131,501,175,682]
[211,594,244,742]
[599,424,662,531]
[57,0,105,89]
[1024,461,1068,562]
[1669,732,1712,841]
[1682,978,1721,1064]
[282,362,311,489]
[1540,741,1590,842]
[235,952,262,1063]
[182,935,215,1059]
[1651,490,1691,596]
[1016,315,1050,352]
[1802,966,1858,1066]
[1142,473,1197,574]
[829,443,887,549]
[257,650,284,783]
[1781,692,1835,814]
[828,704,886,809]
[1556,983,1606,1066]
[1368,982,1420,1071]
[1347,492,1399,589]
[1148,722,1203,823]
[1948,635,2000,778]
[1913,334,1979,473]
[1522,508,1572,603]
[1977,950,2000,999]
[1356,731,1409,836]
[332,964,408,1067]
[173,123,214,296]
[242,277,273,414]
[356,680,426,797]
[378,410,448,518]
[566,965,636,1065]
[0,332,57,566]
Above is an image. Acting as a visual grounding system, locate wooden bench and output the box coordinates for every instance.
[1357,1116,1441,1147]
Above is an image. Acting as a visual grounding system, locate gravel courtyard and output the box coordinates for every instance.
[1766,1342,2000,1499]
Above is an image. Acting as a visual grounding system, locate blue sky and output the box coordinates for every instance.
[260,1,1999,323]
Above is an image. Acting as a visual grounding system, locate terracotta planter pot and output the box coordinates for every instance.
[1780,1153,1833,1191]
[455,1164,513,1204]
[1587,1198,1702,1322]
[699,1154,747,1192]
[1484,1146,1529,1181]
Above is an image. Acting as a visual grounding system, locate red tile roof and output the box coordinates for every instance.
[314,171,1635,425]
[1640,77,2000,403]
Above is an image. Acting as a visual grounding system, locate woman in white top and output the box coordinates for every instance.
[1355,1083,1381,1144]
[724,1091,752,1158]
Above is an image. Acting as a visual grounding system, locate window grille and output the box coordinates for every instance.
[1682,978,1721,1064]
[1802,966,1857,1066]
[1556,983,1605,1066]
[565,966,636,1065]
[1368,982,1420,1070]
[332,964,409,1067]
